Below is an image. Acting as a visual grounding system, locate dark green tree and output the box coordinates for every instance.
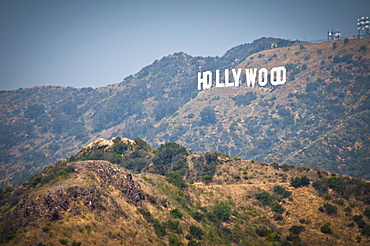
[212,201,232,222]
[320,223,333,234]
[290,176,310,188]
[200,106,216,125]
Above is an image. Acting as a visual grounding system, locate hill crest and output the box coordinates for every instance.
[1,138,370,245]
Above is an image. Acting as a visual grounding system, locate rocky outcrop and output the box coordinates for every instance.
[75,160,149,206]
[15,160,148,223]
[16,186,104,221]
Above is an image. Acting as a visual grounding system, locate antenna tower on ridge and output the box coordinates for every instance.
[328,28,340,41]
[358,17,370,38]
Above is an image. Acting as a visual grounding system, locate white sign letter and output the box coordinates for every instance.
[270,66,286,86]
[258,68,268,86]
[215,70,224,87]
[245,68,257,87]
[225,69,234,87]
[198,71,212,90]
[232,68,242,87]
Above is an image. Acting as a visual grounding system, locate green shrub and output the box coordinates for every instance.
[170,208,183,219]
[323,203,337,215]
[287,234,301,243]
[273,185,291,199]
[153,142,189,175]
[165,172,188,188]
[290,176,310,188]
[231,92,257,106]
[192,211,204,221]
[255,226,272,237]
[153,221,167,237]
[271,202,285,214]
[168,234,181,246]
[164,220,182,234]
[289,225,305,235]
[255,191,273,206]
[42,226,50,232]
[134,137,152,151]
[111,137,128,154]
[320,223,333,234]
[189,225,204,240]
[212,201,232,222]
[199,106,216,125]
[364,208,370,218]
[361,225,370,236]
[353,215,367,229]
[274,214,283,221]
[188,240,201,246]
[299,219,310,224]
[59,239,68,245]
[312,176,370,203]
[138,208,155,223]
[72,241,82,246]
[359,45,367,52]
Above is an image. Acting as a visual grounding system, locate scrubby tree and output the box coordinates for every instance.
[200,106,216,125]
[170,208,183,219]
[273,185,291,199]
[290,176,310,188]
[212,201,232,222]
[255,191,274,206]
[323,203,337,215]
[320,223,333,234]
[189,225,204,240]
[255,226,272,237]
[152,142,188,175]
[289,225,305,235]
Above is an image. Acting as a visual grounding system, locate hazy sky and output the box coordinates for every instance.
[1,0,369,91]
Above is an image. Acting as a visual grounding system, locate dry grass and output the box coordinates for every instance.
[3,154,370,245]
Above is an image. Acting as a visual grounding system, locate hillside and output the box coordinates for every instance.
[1,138,370,245]
[147,38,370,178]
[0,37,301,187]
[0,37,370,187]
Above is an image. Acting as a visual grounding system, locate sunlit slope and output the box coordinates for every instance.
[151,38,370,178]
[1,138,370,245]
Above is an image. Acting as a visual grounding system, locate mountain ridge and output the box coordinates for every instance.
[148,38,370,177]
[0,37,369,187]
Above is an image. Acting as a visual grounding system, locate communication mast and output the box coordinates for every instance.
[358,17,370,38]
[328,29,341,41]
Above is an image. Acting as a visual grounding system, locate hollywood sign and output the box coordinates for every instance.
[198,66,286,90]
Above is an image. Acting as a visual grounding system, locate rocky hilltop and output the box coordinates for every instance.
[1,138,370,245]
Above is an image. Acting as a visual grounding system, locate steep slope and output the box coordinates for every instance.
[150,38,370,178]
[0,37,299,187]
[1,138,370,245]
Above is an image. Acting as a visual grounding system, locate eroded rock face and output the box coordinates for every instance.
[15,160,148,222]
[16,186,103,221]
[16,189,69,221]
[76,160,149,206]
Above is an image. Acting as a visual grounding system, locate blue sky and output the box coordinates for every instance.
[1,0,369,91]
